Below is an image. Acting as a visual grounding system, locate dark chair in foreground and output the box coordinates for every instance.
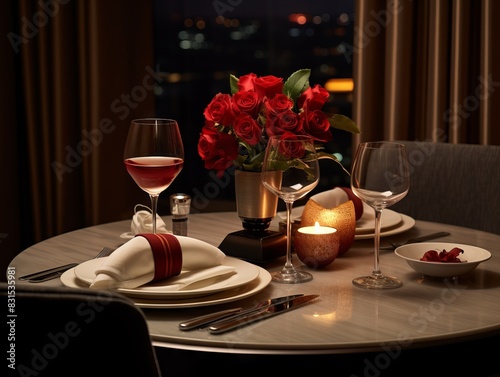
[391,141,500,235]
[2,283,161,377]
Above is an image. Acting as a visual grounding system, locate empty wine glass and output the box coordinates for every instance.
[124,119,184,234]
[261,135,320,283]
[351,141,410,289]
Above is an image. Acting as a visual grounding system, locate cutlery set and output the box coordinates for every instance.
[179,294,318,334]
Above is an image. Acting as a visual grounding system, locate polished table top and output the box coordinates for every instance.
[9,212,500,355]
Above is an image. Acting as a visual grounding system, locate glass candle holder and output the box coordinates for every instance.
[294,222,339,269]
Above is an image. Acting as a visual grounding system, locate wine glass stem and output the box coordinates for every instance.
[372,208,382,277]
[284,200,294,271]
[150,194,159,234]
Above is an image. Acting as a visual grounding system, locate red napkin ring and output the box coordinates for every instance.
[136,234,182,282]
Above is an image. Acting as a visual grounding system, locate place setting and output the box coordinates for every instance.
[59,233,272,309]
[59,117,272,308]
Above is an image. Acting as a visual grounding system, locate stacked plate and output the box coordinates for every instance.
[353,209,415,240]
[60,256,271,309]
[278,207,415,240]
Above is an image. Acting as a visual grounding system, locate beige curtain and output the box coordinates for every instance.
[353,0,500,146]
[1,0,155,275]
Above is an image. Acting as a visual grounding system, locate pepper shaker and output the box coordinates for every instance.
[170,194,191,236]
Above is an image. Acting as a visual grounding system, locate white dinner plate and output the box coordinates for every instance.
[278,208,403,234]
[73,256,260,299]
[61,267,272,309]
[354,214,415,240]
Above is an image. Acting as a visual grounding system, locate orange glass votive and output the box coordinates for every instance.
[294,222,339,269]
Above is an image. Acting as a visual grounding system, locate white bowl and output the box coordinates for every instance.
[395,242,491,277]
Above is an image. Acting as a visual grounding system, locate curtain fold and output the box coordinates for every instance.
[479,0,500,144]
[384,0,413,141]
[425,0,450,142]
[353,0,500,147]
[449,0,470,143]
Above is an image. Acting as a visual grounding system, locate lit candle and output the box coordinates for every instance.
[294,222,339,269]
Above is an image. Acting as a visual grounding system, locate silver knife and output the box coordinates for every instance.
[27,266,79,283]
[18,263,79,281]
[179,294,304,331]
[209,294,319,334]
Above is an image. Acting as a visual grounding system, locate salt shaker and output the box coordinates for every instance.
[170,194,191,236]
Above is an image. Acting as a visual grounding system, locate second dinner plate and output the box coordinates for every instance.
[354,209,402,234]
[354,214,415,240]
[278,207,403,234]
[61,267,272,309]
[73,256,260,299]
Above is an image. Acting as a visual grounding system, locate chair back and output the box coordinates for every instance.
[2,283,162,376]
[391,141,500,234]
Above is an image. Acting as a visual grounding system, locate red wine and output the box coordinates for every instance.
[125,156,183,195]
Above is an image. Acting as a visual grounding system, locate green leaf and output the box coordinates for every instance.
[242,152,265,172]
[234,154,247,169]
[230,74,239,94]
[328,114,360,134]
[238,139,252,155]
[283,69,311,102]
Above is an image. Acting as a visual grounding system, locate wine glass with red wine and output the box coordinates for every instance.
[124,118,184,233]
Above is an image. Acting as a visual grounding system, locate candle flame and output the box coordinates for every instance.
[314,221,320,231]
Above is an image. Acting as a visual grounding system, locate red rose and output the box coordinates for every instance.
[233,113,262,146]
[263,94,294,115]
[237,73,257,92]
[276,133,306,159]
[197,126,239,177]
[203,93,235,127]
[237,73,283,100]
[302,108,333,143]
[232,90,261,118]
[254,75,284,99]
[266,109,303,137]
[298,84,330,111]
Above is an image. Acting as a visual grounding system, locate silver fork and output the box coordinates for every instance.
[20,246,115,282]
[94,246,115,259]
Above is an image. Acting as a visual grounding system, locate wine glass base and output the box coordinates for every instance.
[271,270,313,284]
[352,274,402,289]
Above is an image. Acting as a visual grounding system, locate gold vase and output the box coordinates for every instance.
[219,170,286,263]
[234,170,279,232]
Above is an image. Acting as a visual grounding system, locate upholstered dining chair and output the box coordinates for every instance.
[2,283,162,377]
[391,141,500,235]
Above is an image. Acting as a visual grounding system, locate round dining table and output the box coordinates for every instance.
[9,211,500,376]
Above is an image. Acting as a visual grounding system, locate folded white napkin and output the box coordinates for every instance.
[90,234,234,290]
[310,187,368,221]
[120,204,170,239]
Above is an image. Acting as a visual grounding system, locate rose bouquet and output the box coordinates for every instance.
[197,69,359,177]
